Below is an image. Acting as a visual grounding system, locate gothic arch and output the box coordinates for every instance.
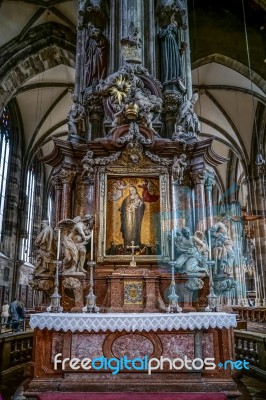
[0,22,76,112]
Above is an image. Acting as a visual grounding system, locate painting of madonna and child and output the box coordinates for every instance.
[106,177,161,256]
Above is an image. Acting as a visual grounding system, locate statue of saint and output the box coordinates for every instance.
[34,220,56,274]
[174,227,208,274]
[84,24,107,88]
[210,215,235,274]
[120,186,145,247]
[159,14,184,84]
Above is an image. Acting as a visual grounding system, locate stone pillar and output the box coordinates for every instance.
[190,171,207,233]
[205,175,215,254]
[74,173,85,218]
[85,92,104,140]
[59,169,76,220]
[252,165,266,305]
[51,175,62,225]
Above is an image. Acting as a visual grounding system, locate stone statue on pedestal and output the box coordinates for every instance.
[34,220,56,275]
[159,14,185,86]
[84,24,107,89]
[210,214,235,275]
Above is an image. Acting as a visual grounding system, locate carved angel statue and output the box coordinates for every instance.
[34,220,56,275]
[60,215,94,274]
[178,92,200,136]
[174,227,209,274]
[172,154,187,184]
[81,150,94,179]
[68,215,94,273]
[67,100,85,136]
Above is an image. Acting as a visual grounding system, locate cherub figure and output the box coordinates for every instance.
[81,150,94,180]
[67,101,85,136]
[172,153,187,184]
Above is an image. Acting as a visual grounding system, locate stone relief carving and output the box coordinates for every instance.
[81,149,121,181]
[116,122,152,146]
[145,151,172,166]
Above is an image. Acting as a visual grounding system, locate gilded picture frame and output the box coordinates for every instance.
[97,166,170,263]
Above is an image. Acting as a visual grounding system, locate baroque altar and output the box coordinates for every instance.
[28,0,240,398]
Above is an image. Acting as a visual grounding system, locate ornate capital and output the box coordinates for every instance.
[84,91,104,119]
[51,175,62,190]
[205,176,215,191]
[58,168,76,185]
[190,170,207,185]
[162,92,182,117]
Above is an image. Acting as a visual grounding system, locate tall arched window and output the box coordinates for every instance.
[0,108,11,241]
[20,167,36,262]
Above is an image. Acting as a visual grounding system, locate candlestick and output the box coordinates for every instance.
[171,230,175,261]
[90,229,93,261]
[56,229,61,260]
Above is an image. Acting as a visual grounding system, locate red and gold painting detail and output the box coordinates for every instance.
[106,177,161,256]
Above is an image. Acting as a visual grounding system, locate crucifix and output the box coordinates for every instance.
[127,241,139,267]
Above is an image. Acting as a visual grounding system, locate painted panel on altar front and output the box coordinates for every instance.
[106,177,161,256]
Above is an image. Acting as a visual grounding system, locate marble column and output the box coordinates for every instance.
[205,175,215,256]
[252,165,266,305]
[51,175,63,225]
[190,171,207,233]
[59,169,76,220]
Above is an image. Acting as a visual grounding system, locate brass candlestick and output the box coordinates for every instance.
[47,260,63,313]
[83,261,99,313]
[167,261,182,313]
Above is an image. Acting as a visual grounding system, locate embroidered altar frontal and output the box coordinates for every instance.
[26,313,239,398]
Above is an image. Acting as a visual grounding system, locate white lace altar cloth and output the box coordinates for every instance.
[30,312,237,333]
